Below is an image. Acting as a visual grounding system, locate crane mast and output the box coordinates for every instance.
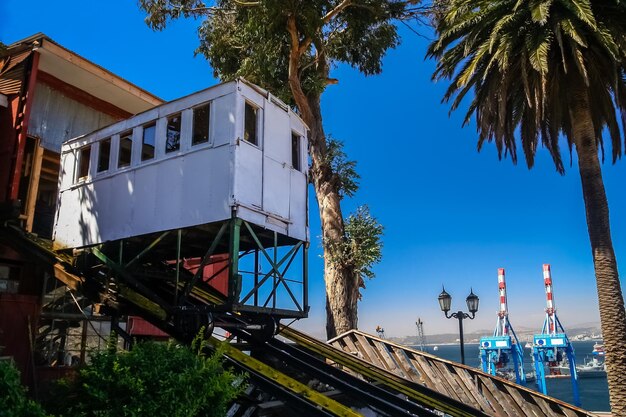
[532,264,580,406]
[479,268,525,383]
[416,318,426,352]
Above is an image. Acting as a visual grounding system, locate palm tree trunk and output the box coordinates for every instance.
[572,86,626,416]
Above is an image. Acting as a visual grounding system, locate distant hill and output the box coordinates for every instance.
[390,323,602,346]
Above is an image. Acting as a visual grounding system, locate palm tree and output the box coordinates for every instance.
[427,0,626,413]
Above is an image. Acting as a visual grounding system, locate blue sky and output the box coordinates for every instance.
[3,0,625,340]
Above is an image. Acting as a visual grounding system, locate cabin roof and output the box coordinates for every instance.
[61,77,308,147]
[2,33,164,114]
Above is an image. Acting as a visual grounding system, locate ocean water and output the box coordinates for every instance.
[415,340,610,412]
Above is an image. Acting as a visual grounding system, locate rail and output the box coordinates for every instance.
[4,225,601,417]
[278,326,485,417]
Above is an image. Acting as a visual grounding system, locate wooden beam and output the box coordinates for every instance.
[9,51,39,201]
[53,263,83,291]
[24,140,43,232]
[39,165,59,176]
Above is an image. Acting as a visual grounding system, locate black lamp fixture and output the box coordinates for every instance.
[466,288,480,315]
[438,287,452,313]
[437,286,479,364]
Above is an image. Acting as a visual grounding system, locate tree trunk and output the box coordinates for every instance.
[305,95,359,340]
[285,15,359,339]
[572,86,626,416]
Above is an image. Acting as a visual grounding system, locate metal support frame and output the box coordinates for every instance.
[180,222,228,302]
[479,325,526,384]
[81,215,308,330]
[532,328,580,406]
[90,247,172,313]
[228,218,241,303]
[239,220,304,314]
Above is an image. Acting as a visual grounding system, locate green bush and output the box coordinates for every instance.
[0,359,47,417]
[47,340,244,417]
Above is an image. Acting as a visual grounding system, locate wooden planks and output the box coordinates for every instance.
[329,330,598,417]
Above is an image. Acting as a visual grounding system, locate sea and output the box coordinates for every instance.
[413,340,610,412]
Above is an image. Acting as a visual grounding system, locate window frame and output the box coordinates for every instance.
[192,102,211,146]
[243,101,260,147]
[75,145,91,183]
[117,131,133,169]
[141,122,157,161]
[166,113,183,153]
[97,137,112,173]
[291,132,302,172]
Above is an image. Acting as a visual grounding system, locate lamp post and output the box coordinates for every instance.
[438,287,479,365]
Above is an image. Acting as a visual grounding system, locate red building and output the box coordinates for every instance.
[0,33,162,387]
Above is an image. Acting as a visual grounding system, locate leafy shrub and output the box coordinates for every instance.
[0,359,47,417]
[46,340,244,417]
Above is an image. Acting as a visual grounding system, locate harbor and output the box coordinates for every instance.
[417,340,610,412]
[3,1,626,415]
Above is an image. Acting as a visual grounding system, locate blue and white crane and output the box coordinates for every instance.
[532,264,580,406]
[479,268,526,384]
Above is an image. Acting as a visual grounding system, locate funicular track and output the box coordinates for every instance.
[6,225,485,416]
[4,225,601,416]
[225,326,485,417]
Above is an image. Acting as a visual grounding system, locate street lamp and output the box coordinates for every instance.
[438,287,479,365]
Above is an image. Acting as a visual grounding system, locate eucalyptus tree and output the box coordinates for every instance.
[428,0,626,412]
[139,0,410,338]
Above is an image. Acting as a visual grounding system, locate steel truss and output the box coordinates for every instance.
[72,214,308,340]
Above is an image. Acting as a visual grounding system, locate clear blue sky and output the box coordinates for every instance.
[3,0,625,340]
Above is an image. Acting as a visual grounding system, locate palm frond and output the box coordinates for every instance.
[428,0,626,172]
[530,0,553,24]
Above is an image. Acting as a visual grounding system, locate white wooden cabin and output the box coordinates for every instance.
[53,79,309,249]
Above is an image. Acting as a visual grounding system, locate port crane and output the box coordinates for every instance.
[479,268,526,383]
[375,325,386,339]
[532,264,580,406]
[416,318,426,352]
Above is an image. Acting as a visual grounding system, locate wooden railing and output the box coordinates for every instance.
[329,329,598,417]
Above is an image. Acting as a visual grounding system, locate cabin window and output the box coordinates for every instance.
[192,104,210,145]
[118,132,133,168]
[141,123,156,161]
[291,133,301,172]
[166,113,182,153]
[76,146,91,182]
[244,102,259,145]
[97,138,111,172]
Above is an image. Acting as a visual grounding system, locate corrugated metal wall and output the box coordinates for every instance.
[28,82,117,152]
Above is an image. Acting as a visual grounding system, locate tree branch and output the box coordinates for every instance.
[182,6,229,15]
[233,0,260,5]
[298,0,355,60]
[323,0,352,25]
[287,14,315,124]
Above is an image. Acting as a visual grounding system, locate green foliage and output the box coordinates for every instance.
[427,0,626,172]
[0,360,47,417]
[324,137,360,198]
[329,206,384,294]
[138,0,404,323]
[140,0,413,104]
[46,341,244,417]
